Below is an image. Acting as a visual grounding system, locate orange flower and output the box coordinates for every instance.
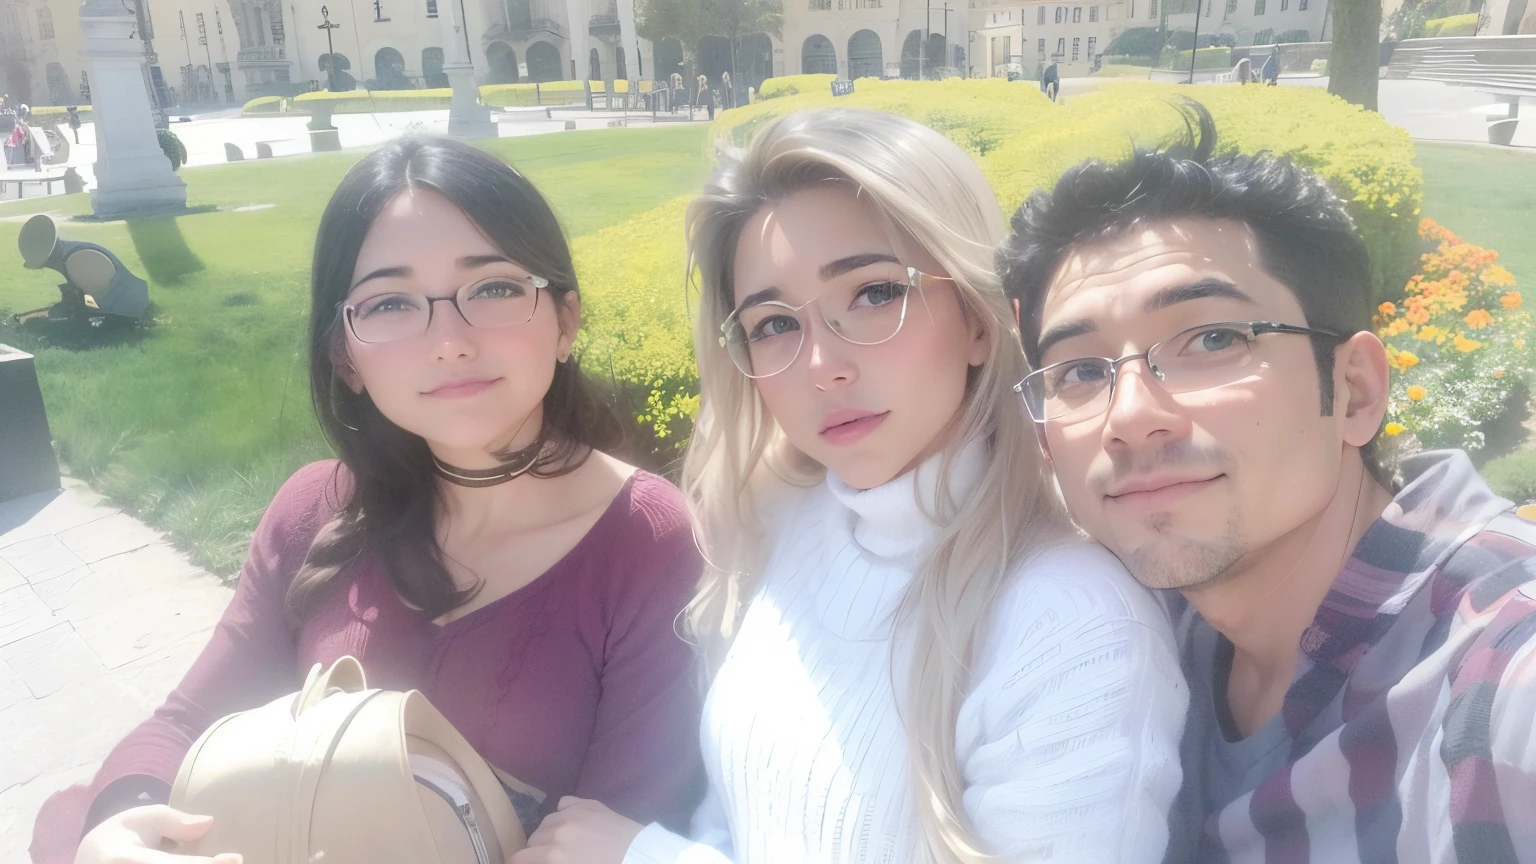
[1407,385,1428,402]
[1392,350,1421,371]
[1494,370,1506,379]
[1481,265,1515,288]
[1385,422,1406,437]
[1378,302,1397,317]
[1406,308,1431,326]
[1454,335,1481,353]
[1502,291,1523,310]
[1464,309,1494,330]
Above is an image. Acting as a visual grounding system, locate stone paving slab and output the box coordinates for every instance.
[0,480,233,864]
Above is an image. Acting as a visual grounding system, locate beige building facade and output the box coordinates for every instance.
[972,0,1127,75]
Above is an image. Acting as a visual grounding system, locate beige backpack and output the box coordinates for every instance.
[168,656,526,864]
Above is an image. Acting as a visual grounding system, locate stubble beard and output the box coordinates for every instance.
[1122,508,1247,591]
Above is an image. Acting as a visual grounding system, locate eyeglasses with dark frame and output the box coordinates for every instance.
[1015,320,1344,423]
[718,265,952,379]
[341,273,551,345]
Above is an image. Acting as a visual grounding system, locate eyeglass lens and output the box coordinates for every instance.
[347,276,545,344]
[723,269,914,378]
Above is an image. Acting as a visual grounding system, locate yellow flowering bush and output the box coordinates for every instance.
[575,78,1429,455]
[1376,218,1532,451]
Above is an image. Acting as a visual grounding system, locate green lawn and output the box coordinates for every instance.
[0,125,710,577]
[1415,142,1536,300]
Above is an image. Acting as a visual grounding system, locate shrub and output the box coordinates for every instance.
[580,79,1425,458]
[1421,12,1478,35]
[1484,448,1536,504]
[758,74,836,100]
[1311,58,1329,74]
[571,196,699,445]
[29,105,90,123]
[157,128,187,171]
[294,88,455,114]
[981,84,1422,300]
[1106,27,1165,59]
[1375,218,1533,451]
[1161,47,1232,70]
[240,95,282,115]
[480,83,541,107]
[1276,29,1313,42]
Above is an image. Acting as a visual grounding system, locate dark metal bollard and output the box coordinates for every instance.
[0,345,61,503]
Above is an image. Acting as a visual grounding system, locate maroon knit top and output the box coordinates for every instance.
[31,460,706,862]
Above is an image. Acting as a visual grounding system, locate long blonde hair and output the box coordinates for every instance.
[681,108,1069,862]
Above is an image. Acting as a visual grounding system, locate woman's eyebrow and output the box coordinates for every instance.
[350,265,412,291]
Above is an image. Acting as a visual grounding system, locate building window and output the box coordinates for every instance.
[1071,37,1080,59]
[1037,5,1045,22]
[1281,0,1288,9]
[1254,26,1273,41]
[1254,0,1265,13]
[426,0,437,16]
[36,5,54,39]
[1055,6,1065,22]
[1056,37,1065,55]
[1072,6,1081,21]
[1149,0,1158,17]
[1038,37,1046,53]
[1299,0,1308,9]
[1088,35,1096,56]
[809,0,831,10]
[1090,5,1099,20]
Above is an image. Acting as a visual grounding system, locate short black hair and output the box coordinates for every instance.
[999,100,1389,480]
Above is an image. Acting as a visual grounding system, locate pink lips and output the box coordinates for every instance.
[424,377,501,398]
[819,408,890,445]
[1105,475,1224,509]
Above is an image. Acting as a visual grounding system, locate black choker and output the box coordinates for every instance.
[432,451,539,488]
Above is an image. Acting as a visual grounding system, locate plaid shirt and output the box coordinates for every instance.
[1164,450,1536,864]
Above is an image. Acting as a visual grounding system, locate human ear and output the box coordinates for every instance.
[1337,331,1391,447]
[556,293,582,363]
[330,331,364,394]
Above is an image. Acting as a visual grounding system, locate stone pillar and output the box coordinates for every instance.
[80,0,187,216]
[440,0,495,137]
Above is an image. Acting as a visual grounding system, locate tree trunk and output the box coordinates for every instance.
[1327,0,1382,110]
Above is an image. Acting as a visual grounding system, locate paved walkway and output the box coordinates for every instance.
[0,481,231,864]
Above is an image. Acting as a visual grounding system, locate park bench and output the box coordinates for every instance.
[1386,35,1536,145]
[0,174,69,198]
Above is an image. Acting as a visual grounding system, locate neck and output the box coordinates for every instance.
[1182,453,1394,677]
[428,413,554,535]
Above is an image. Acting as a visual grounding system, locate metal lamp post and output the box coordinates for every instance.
[1189,0,1203,83]
[317,5,341,92]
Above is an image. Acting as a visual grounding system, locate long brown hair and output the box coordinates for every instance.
[289,136,623,621]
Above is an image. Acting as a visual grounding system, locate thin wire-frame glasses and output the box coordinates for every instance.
[1015,320,1343,423]
[342,274,551,344]
[719,265,947,379]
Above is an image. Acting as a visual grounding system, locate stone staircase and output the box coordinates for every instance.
[1384,35,1536,143]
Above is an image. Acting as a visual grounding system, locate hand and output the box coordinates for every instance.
[508,797,644,864]
[75,805,242,864]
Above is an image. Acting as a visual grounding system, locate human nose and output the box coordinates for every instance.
[803,312,858,391]
[1100,357,1189,453]
[425,297,477,362]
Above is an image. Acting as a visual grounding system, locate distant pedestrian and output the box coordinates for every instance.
[66,106,80,143]
[1262,45,1281,85]
[1041,61,1060,101]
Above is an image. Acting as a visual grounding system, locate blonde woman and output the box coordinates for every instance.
[511,109,1188,864]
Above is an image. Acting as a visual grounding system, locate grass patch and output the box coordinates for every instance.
[1415,142,1536,302]
[0,124,710,578]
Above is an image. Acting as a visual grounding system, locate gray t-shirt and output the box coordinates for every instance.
[1162,613,1291,864]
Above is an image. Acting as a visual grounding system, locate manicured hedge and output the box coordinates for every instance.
[757,74,836,100]
[573,78,1424,451]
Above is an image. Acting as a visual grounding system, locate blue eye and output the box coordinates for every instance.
[854,281,907,308]
[749,315,801,342]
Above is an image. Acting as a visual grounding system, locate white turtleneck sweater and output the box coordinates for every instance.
[625,447,1188,864]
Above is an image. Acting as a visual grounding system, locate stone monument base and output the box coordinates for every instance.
[310,129,342,152]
